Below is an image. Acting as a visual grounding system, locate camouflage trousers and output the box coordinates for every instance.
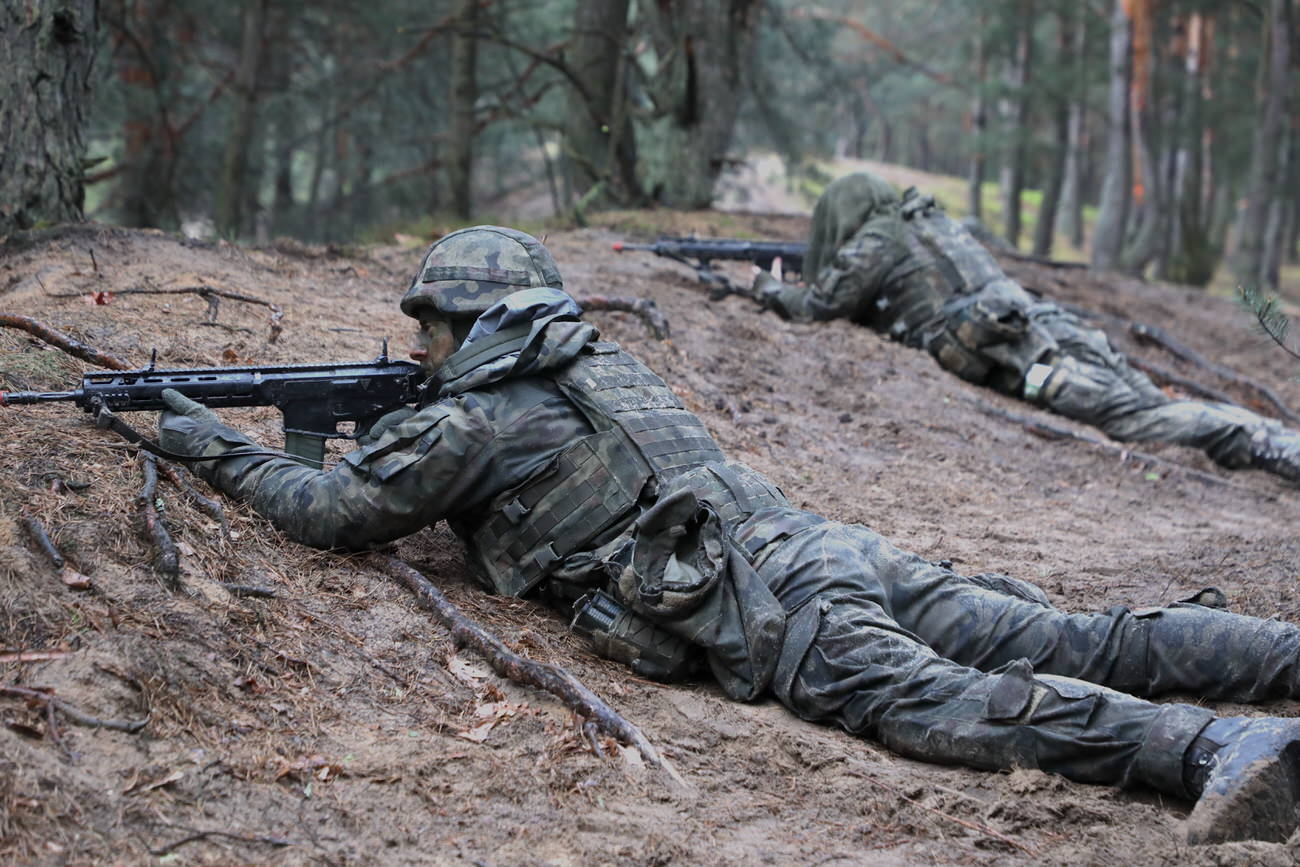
[734,508,1300,798]
[1028,307,1300,479]
[920,292,1300,481]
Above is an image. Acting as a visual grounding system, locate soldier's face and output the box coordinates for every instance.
[411,314,458,374]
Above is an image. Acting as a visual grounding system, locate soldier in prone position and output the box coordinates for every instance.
[160,225,1300,845]
[751,172,1300,484]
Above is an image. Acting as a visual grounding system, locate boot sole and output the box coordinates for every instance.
[1185,740,1300,845]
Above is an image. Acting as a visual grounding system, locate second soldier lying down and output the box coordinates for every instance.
[752,171,1300,484]
[160,225,1300,845]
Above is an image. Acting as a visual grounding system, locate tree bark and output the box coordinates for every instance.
[967,16,987,221]
[1231,0,1291,290]
[561,0,638,210]
[1091,0,1133,271]
[215,0,268,239]
[0,0,99,234]
[1057,2,1088,250]
[446,0,478,219]
[1032,10,1072,258]
[637,0,759,208]
[997,0,1034,249]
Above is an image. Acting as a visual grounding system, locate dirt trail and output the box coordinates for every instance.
[2,220,1300,865]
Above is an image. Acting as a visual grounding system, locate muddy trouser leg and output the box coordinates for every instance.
[868,533,1300,702]
[751,520,1210,797]
[1027,315,1270,468]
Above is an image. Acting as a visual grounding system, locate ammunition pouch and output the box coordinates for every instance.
[468,428,652,597]
[614,464,786,701]
[571,589,697,681]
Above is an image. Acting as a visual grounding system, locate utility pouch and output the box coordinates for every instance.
[571,589,697,682]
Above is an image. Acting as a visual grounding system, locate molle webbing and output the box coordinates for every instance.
[469,343,726,597]
[471,429,651,596]
[902,207,1005,296]
[557,343,725,478]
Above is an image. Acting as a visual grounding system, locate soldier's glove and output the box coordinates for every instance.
[356,405,419,447]
[749,270,786,310]
[158,388,232,457]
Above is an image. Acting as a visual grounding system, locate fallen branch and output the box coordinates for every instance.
[149,828,294,857]
[0,649,74,663]
[221,583,278,599]
[1129,322,1300,425]
[0,313,132,370]
[971,400,1253,491]
[577,295,671,340]
[136,453,181,588]
[0,684,148,733]
[376,556,677,779]
[50,285,286,343]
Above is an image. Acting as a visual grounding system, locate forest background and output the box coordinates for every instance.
[3,0,1297,295]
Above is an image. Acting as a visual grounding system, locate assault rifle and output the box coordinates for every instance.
[0,342,424,468]
[612,236,807,300]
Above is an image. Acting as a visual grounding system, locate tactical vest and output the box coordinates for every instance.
[467,341,730,597]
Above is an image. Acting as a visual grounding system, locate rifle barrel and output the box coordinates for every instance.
[0,390,80,406]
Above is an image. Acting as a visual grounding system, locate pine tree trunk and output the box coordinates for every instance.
[637,0,759,208]
[446,0,478,219]
[1091,0,1133,271]
[997,0,1034,249]
[0,0,98,234]
[1231,0,1291,290]
[967,19,987,220]
[561,0,637,210]
[1032,10,1072,258]
[215,0,268,239]
[1057,3,1088,250]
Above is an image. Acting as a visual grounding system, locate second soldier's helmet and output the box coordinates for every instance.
[400,225,564,319]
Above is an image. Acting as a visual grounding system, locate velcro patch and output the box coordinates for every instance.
[422,265,532,285]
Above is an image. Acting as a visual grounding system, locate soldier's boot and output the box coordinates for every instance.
[1249,428,1300,483]
[1183,717,1300,845]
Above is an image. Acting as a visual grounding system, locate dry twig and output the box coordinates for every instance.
[377,556,677,779]
[578,295,671,340]
[0,313,132,370]
[149,827,294,856]
[0,685,148,733]
[136,453,181,588]
[52,285,285,343]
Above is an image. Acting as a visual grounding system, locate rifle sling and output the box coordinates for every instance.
[94,403,296,465]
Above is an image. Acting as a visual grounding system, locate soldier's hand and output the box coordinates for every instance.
[159,388,224,454]
[357,405,419,447]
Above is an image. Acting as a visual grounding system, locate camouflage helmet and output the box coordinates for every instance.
[400,225,564,318]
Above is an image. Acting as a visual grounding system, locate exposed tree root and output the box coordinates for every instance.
[137,453,181,589]
[578,295,671,340]
[0,685,148,733]
[0,313,133,370]
[377,555,679,780]
[53,284,285,343]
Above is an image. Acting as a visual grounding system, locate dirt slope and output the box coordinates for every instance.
[2,219,1300,865]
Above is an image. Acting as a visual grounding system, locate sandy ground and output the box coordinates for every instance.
[2,217,1300,865]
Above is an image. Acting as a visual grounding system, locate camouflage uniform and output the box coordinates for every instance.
[756,172,1300,483]
[158,226,1300,843]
